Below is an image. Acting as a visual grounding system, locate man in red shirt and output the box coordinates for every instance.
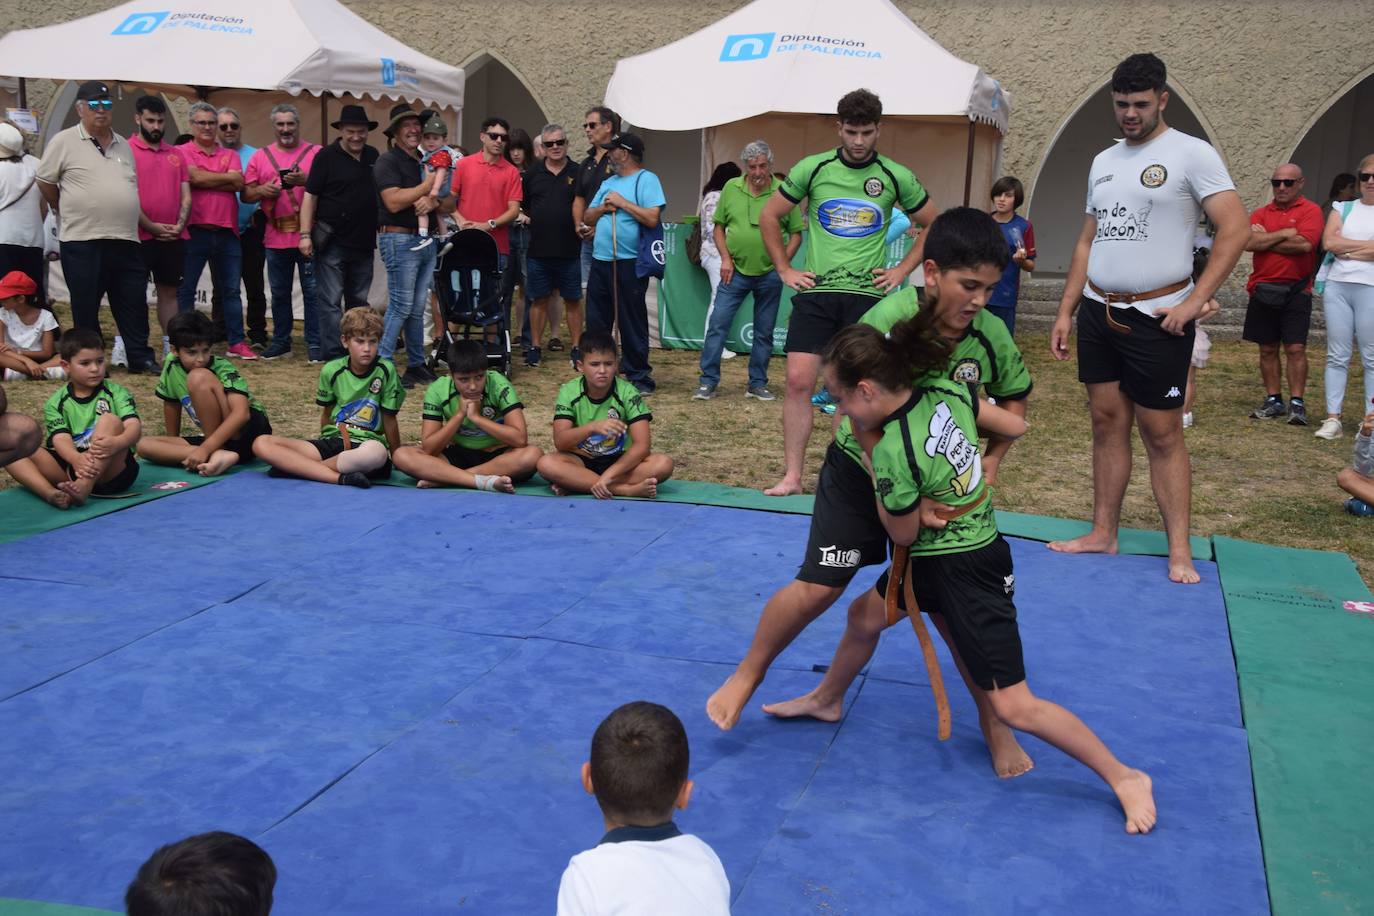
[1243,163,1325,425]
[129,95,190,356]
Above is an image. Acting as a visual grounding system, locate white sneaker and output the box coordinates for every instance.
[1182,411,1194,429]
[1314,417,1343,440]
[111,336,128,367]
[721,349,738,360]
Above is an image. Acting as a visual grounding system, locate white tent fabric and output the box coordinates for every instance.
[0,0,463,111]
[605,0,1007,132]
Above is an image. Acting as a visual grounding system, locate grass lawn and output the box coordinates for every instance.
[4,304,1370,586]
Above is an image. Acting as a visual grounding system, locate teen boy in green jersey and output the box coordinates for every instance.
[761,88,938,498]
[253,307,403,488]
[5,328,142,508]
[138,311,272,476]
[392,339,543,492]
[536,330,673,499]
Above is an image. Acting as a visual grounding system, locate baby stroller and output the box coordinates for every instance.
[428,228,510,375]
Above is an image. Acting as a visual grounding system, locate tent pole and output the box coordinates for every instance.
[319,92,329,145]
[17,77,27,109]
[962,120,975,207]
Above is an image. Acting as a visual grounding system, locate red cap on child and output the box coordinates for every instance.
[0,270,37,299]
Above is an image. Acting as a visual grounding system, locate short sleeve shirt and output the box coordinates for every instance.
[780,149,928,296]
[591,169,666,261]
[43,380,138,450]
[129,136,189,241]
[450,154,524,255]
[1247,197,1324,291]
[1,307,59,352]
[374,147,426,232]
[155,355,265,428]
[177,142,241,232]
[244,142,320,248]
[523,159,582,259]
[315,357,405,443]
[713,175,803,277]
[575,151,615,205]
[869,380,998,557]
[36,124,141,243]
[304,140,380,250]
[989,215,1035,308]
[1083,129,1235,314]
[554,375,651,457]
[421,371,523,451]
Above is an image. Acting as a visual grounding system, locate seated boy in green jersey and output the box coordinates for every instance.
[137,311,273,476]
[392,339,542,492]
[252,307,403,489]
[536,330,673,499]
[4,328,141,508]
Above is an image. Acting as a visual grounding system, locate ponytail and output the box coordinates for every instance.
[823,311,950,393]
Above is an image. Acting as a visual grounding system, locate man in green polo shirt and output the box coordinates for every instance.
[694,140,803,402]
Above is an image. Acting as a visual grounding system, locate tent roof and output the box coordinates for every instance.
[0,0,463,110]
[605,0,1007,133]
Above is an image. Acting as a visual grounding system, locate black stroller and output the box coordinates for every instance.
[427,228,511,375]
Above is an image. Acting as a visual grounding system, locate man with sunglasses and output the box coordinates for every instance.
[36,81,157,372]
[572,107,621,296]
[1242,163,1323,425]
[212,108,269,351]
[522,123,583,368]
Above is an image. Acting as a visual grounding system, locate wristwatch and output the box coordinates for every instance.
[487,219,497,230]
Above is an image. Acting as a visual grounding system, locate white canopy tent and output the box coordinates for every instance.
[605,0,1009,209]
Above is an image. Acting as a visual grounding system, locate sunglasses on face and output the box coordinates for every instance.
[485,131,508,141]
[1270,178,1298,188]
[544,138,567,147]
[84,100,113,110]
[1361,172,1374,183]
[583,122,601,130]
[219,123,240,131]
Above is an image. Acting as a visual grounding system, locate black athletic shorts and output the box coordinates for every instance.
[49,447,141,495]
[796,441,890,587]
[785,291,881,355]
[184,408,272,463]
[1076,295,1193,410]
[308,436,394,479]
[1242,286,1312,346]
[444,443,508,470]
[140,238,185,288]
[875,534,1024,691]
[577,452,620,476]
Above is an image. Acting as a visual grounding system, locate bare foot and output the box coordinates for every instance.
[57,479,90,506]
[1168,555,1200,584]
[197,451,239,477]
[492,476,515,494]
[981,715,1034,778]
[43,489,72,510]
[706,671,762,731]
[416,478,443,489]
[1111,769,1157,835]
[619,477,658,499]
[550,483,567,497]
[761,690,842,723]
[1047,532,1118,555]
[764,476,803,497]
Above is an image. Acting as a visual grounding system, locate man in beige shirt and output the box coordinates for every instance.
[37,81,157,372]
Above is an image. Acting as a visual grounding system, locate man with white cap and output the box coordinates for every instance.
[0,123,45,305]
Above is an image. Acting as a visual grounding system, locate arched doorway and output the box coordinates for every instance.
[1289,68,1374,204]
[1027,83,1218,276]
[458,52,549,155]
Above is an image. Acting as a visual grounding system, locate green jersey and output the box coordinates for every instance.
[155,355,265,428]
[780,149,927,296]
[713,175,803,277]
[870,379,997,557]
[314,357,405,444]
[553,376,651,458]
[422,371,523,451]
[43,380,138,450]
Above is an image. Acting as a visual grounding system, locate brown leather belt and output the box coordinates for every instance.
[378,225,419,234]
[1087,278,1190,304]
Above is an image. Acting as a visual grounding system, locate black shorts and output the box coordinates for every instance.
[785,291,881,355]
[183,408,272,464]
[309,436,394,479]
[875,535,1024,691]
[443,443,509,470]
[49,447,141,495]
[1076,295,1193,410]
[1242,286,1312,346]
[140,238,185,287]
[577,452,620,476]
[796,442,890,587]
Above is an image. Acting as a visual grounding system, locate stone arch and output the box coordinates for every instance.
[1026,79,1222,276]
[1286,65,1374,204]
[457,51,550,155]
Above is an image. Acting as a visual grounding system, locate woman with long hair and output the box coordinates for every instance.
[697,161,743,360]
[1316,155,1374,439]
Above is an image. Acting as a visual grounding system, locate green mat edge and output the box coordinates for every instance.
[0,899,119,916]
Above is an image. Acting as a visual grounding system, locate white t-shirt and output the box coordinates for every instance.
[1083,128,1234,314]
[556,828,730,916]
[1326,200,1374,287]
[698,190,722,264]
[0,155,45,249]
[1,307,58,353]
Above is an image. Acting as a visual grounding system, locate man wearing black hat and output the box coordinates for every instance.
[36,81,157,372]
[580,132,664,394]
[300,104,380,360]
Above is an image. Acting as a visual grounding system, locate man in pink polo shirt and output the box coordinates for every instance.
[129,95,191,357]
[242,103,320,360]
[177,101,253,359]
[447,117,522,347]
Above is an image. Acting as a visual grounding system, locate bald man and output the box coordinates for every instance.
[1243,163,1325,426]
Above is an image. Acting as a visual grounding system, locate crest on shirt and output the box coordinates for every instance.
[924,400,982,497]
[607,407,621,420]
[951,358,981,385]
[369,378,382,394]
[95,397,111,415]
[1140,164,1168,188]
[481,406,495,420]
[863,177,884,198]
[876,477,894,499]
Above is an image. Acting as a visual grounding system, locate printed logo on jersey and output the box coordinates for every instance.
[481,406,496,420]
[73,424,96,450]
[369,377,382,394]
[580,407,626,456]
[335,398,380,431]
[817,544,861,568]
[1003,573,1015,596]
[1140,164,1168,188]
[863,177,884,198]
[815,198,884,238]
[876,477,894,499]
[95,398,112,415]
[1092,200,1152,243]
[180,395,203,429]
[951,358,982,385]
[924,400,982,497]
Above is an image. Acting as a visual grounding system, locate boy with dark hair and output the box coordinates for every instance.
[4,328,141,508]
[252,306,403,488]
[138,310,272,476]
[125,830,276,916]
[391,339,542,492]
[557,701,729,915]
[988,176,1036,333]
[537,331,673,499]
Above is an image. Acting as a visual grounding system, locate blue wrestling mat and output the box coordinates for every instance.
[0,473,1268,914]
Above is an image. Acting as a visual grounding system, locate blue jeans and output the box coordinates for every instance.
[179,227,244,345]
[265,247,319,352]
[699,270,782,390]
[378,232,436,366]
[314,243,374,361]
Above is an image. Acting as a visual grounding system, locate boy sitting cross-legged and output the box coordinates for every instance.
[252,306,403,489]
[391,339,542,492]
[536,330,673,499]
[137,310,273,476]
[4,328,142,508]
